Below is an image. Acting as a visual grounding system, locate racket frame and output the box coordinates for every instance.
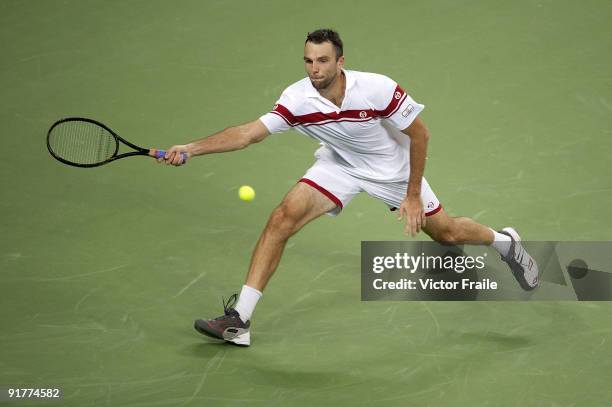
[47,117,152,168]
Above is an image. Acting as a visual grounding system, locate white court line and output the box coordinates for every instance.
[421,301,441,337]
[184,350,226,405]
[173,272,207,298]
[34,264,127,282]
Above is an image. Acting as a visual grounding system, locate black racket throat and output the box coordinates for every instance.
[47,117,150,168]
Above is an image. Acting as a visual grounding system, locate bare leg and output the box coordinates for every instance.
[422,207,495,244]
[422,207,540,290]
[245,182,337,291]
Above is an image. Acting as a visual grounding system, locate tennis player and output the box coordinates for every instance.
[158,29,539,346]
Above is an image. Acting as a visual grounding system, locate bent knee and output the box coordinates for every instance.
[267,203,302,235]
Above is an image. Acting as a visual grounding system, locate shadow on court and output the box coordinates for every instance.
[455,331,533,349]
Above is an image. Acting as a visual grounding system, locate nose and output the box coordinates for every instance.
[312,61,319,73]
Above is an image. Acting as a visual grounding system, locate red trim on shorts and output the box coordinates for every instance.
[389,203,443,216]
[426,204,442,217]
[298,178,343,209]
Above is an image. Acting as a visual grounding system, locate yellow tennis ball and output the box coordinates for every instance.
[238,185,255,201]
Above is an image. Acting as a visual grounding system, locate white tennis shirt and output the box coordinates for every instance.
[259,69,424,182]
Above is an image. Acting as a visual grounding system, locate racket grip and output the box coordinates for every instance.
[151,149,188,163]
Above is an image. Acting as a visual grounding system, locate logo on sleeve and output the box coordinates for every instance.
[401,104,414,117]
[359,111,367,118]
[394,91,402,100]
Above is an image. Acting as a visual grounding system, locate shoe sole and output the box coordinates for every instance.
[193,320,223,339]
[193,321,251,347]
[224,330,250,346]
[508,263,538,291]
[500,227,539,291]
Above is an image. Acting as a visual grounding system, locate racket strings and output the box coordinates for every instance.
[49,121,117,165]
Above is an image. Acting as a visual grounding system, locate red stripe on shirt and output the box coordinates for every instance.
[270,111,293,126]
[382,92,407,118]
[272,104,299,125]
[376,85,406,117]
[302,117,373,127]
[296,109,377,124]
[269,84,407,127]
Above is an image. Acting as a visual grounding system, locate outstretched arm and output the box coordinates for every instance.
[159,119,270,166]
[397,116,430,236]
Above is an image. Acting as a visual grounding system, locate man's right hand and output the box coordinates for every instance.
[157,144,192,166]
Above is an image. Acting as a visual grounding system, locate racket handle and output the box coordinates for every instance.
[151,149,188,163]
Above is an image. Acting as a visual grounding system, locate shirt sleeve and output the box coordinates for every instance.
[259,92,298,134]
[377,77,425,131]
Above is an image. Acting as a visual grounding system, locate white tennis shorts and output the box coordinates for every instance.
[299,154,442,217]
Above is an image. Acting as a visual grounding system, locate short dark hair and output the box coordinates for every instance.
[305,29,343,60]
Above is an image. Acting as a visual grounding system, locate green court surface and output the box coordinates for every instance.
[1,0,612,405]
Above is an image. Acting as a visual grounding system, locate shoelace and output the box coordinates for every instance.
[212,293,239,320]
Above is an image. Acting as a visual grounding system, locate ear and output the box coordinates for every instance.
[337,55,345,68]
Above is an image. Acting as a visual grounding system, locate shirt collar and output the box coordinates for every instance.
[305,68,355,98]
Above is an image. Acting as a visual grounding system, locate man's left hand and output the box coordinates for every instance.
[397,195,426,237]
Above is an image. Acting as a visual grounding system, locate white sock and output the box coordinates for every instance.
[489,229,512,257]
[234,285,262,323]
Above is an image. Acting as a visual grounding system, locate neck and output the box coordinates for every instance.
[319,70,345,105]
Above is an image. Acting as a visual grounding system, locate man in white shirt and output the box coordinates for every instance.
[159,29,539,346]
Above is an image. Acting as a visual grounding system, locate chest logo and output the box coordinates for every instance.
[359,111,367,118]
[394,91,402,100]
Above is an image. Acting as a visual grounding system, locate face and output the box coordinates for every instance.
[304,41,344,90]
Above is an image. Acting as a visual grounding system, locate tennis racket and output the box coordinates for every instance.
[46,117,187,168]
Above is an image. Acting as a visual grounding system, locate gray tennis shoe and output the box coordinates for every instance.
[194,294,251,346]
[498,227,539,291]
